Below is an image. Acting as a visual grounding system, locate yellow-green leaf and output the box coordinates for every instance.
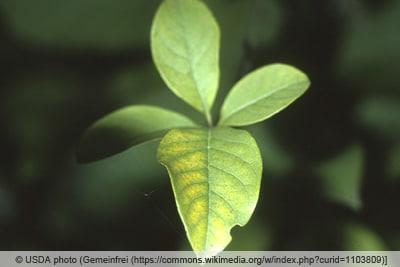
[219,63,310,126]
[157,127,262,256]
[78,105,196,163]
[151,0,220,120]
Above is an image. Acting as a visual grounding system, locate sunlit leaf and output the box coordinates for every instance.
[219,63,310,126]
[315,144,364,210]
[157,127,262,256]
[78,105,196,163]
[151,0,220,120]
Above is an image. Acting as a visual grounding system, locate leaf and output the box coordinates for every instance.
[341,222,387,250]
[315,144,364,210]
[78,105,196,163]
[219,63,310,126]
[151,0,220,119]
[157,127,262,256]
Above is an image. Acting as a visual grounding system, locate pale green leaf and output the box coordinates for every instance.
[151,0,220,119]
[78,105,196,163]
[219,63,310,126]
[157,127,262,256]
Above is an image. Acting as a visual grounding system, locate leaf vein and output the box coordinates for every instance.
[223,80,308,122]
[210,147,253,166]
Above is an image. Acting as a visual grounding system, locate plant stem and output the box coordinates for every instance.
[205,110,213,128]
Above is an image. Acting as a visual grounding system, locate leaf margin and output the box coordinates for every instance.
[218,63,310,127]
[150,0,220,124]
[77,105,197,163]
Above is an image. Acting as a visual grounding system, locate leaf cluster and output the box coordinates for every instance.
[78,0,309,256]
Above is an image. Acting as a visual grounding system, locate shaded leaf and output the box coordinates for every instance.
[341,222,387,250]
[315,144,364,210]
[78,105,196,163]
[219,63,310,126]
[151,0,220,120]
[157,127,262,256]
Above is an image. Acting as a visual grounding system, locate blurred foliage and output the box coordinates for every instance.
[0,0,399,251]
[0,0,158,50]
[314,144,364,211]
[336,0,400,90]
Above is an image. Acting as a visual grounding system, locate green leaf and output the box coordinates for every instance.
[78,105,196,163]
[151,0,220,121]
[341,221,387,250]
[157,127,262,256]
[219,63,310,126]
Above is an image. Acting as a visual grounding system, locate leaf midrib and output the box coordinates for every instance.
[177,0,210,114]
[221,79,308,124]
[205,128,212,250]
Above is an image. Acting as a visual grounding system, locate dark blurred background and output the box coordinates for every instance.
[0,0,399,251]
